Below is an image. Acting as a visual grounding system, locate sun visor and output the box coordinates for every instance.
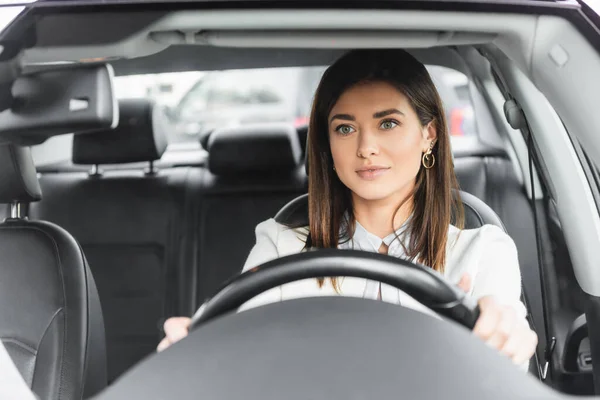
[0,64,118,146]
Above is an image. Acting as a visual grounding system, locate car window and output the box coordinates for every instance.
[114,67,326,143]
[114,65,476,145]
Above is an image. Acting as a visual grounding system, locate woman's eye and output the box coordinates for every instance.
[336,125,355,135]
[380,120,398,130]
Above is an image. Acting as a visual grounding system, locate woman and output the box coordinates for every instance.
[158,49,538,367]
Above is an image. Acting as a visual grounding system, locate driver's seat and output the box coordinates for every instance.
[274,190,505,231]
[274,191,540,377]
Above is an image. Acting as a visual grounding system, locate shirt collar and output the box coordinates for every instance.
[351,217,411,252]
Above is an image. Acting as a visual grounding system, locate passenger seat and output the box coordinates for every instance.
[29,99,197,382]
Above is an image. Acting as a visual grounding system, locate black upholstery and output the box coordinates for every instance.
[33,118,306,379]
[31,169,197,382]
[454,155,544,354]
[207,123,302,176]
[72,99,169,165]
[31,99,196,382]
[0,145,42,203]
[0,144,106,399]
[193,123,307,301]
[196,169,306,302]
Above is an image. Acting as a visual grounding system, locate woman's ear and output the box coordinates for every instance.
[422,122,438,152]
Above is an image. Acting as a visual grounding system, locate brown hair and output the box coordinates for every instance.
[298,49,463,290]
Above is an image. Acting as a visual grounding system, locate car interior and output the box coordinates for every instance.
[2,2,600,399]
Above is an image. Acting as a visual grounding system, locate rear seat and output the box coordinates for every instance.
[29,99,199,382]
[194,123,307,302]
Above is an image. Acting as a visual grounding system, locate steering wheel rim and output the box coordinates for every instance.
[190,249,480,330]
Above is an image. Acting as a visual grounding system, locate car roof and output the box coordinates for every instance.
[0,0,578,79]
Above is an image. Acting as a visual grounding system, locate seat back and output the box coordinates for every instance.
[29,99,195,382]
[0,144,106,399]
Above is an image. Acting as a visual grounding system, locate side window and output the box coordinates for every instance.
[427,66,477,138]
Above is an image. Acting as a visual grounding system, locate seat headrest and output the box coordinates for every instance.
[274,190,506,232]
[207,123,302,176]
[72,99,168,165]
[0,144,42,204]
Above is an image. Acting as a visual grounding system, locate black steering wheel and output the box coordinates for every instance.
[190,249,480,330]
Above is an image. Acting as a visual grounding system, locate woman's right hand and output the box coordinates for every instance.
[157,317,191,352]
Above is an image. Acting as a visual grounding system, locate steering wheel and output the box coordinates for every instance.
[190,249,480,330]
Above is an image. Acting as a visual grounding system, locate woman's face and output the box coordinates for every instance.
[328,81,437,204]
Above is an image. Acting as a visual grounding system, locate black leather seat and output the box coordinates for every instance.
[29,99,198,382]
[0,144,106,399]
[195,123,307,302]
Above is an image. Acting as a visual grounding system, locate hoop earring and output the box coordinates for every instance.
[422,151,435,169]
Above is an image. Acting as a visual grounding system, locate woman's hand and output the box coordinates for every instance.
[157,317,191,352]
[474,296,538,365]
[457,273,538,365]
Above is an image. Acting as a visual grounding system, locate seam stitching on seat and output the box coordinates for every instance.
[31,307,64,392]
[76,241,92,399]
[1,338,38,355]
[463,200,484,226]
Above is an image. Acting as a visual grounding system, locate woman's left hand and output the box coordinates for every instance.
[474,296,538,365]
[457,273,538,365]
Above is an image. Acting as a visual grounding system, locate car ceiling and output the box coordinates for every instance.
[4,8,542,76]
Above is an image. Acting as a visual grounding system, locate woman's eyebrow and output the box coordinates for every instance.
[373,109,404,119]
[329,114,355,124]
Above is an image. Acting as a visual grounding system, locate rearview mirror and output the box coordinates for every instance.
[0,64,118,145]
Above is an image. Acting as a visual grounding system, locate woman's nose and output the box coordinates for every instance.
[357,130,379,159]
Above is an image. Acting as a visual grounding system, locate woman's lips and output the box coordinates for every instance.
[355,166,390,180]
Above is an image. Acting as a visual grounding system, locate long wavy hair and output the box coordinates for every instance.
[294,49,464,290]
